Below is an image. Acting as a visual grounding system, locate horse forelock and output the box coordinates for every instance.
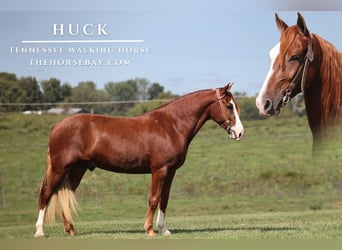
[279,26,300,69]
[314,34,342,125]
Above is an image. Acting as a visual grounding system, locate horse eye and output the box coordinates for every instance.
[226,103,233,110]
[289,55,301,62]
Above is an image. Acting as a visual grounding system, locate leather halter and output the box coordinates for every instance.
[215,88,232,132]
[282,35,314,106]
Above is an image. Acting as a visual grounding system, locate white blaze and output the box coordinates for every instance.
[229,100,244,141]
[256,42,280,115]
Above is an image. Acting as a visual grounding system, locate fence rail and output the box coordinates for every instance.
[0,99,172,106]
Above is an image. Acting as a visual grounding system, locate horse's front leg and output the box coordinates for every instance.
[156,170,176,235]
[144,166,167,236]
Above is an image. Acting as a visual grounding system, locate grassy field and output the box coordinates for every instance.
[1,112,342,239]
[2,209,342,239]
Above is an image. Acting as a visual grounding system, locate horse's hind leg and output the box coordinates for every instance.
[35,183,49,238]
[35,150,87,237]
[35,148,59,237]
[61,164,87,235]
[35,170,66,237]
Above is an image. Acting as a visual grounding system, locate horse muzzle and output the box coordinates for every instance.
[227,125,244,141]
[256,97,283,117]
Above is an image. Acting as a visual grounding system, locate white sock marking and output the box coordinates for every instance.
[34,208,46,237]
[156,209,171,235]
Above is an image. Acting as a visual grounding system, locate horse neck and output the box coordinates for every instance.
[156,90,215,140]
[304,34,342,141]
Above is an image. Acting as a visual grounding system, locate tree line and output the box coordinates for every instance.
[0,72,176,115]
[0,71,304,120]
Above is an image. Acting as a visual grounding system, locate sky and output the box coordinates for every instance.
[1,0,342,96]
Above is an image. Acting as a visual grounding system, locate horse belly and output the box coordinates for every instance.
[95,162,152,174]
[89,142,152,174]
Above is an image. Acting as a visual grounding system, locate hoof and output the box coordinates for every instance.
[70,230,78,236]
[34,227,44,238]
[65,229,78,236]
[147,230,156,237]
[34,232,44,238]
[161,230,171,236]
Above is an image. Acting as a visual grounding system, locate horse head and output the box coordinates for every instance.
[212,83,244,141]
[256,12,315,116]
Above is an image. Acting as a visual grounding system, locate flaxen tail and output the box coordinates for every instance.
[45,175,78,224]
[41,148,78,224]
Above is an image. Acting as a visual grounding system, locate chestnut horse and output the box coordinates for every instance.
[256,13,342,152]
[34,83,244,237]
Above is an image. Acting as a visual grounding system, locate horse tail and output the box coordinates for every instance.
[45,175,78,225]
[43,148,78,224]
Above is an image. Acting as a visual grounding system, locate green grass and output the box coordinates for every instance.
[2,209,342,239]
[1,113,342,239]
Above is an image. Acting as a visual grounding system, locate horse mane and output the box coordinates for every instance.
[143,88,212,114]
[314,34,342,125]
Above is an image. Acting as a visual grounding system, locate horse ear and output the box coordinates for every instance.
[297,12,310,37]
[224,82,234,92]
[275,13,288,33]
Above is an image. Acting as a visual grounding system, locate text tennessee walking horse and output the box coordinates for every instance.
[256,13,342,152]
[34,83,244,237]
